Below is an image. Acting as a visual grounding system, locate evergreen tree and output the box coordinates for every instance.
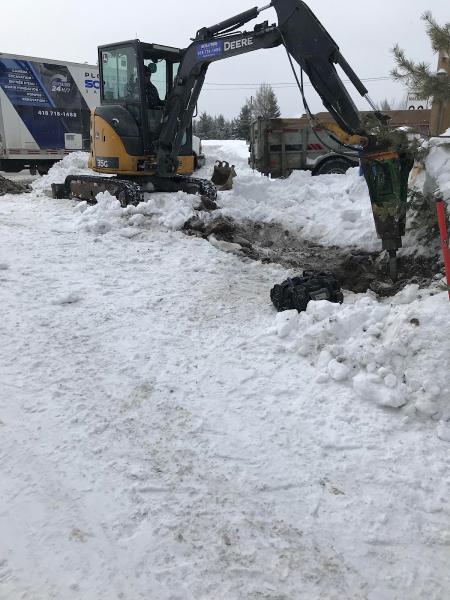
[377,98,392,111]
[235,100,254,140]
[391,12,450,104]
[215,114,227,139]
[195,112,214,139]
[253,83,281,119]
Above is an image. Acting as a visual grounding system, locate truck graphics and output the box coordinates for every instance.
[0,53,99,173]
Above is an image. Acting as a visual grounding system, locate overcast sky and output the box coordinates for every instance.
[1,0,447,117]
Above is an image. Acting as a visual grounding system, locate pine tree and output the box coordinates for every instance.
[253,84,281,119]
[391,12,450,104]
[195,112,214,139]
[235,100,254,140]
[377,98,392,111]
[215,114,227,139]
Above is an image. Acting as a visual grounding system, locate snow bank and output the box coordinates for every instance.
[424,128,450,204]
[270,287,450,428]
[201,140,380,251]
[222,166,378,250]
[32,152,92,191]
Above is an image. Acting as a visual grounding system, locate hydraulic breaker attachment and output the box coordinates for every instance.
[211,161,237,191]
[360,150,414,280]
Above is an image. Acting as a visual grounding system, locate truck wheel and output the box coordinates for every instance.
[313,157,356,176]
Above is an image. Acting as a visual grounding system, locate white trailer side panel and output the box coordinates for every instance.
[0,53,99,165]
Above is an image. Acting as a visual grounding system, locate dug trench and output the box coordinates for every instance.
[183,213,441,297]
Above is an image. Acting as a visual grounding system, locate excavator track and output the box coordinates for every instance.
[51,174,217,207]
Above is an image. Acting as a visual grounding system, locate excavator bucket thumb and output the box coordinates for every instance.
[211,161,237,191]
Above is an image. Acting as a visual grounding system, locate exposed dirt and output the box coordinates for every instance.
[0,175,31,197]
[183,215,441,297]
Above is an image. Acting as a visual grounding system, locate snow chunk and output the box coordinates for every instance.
[75,191,123,235]
[328,359,350,382]
[353,373,407,408]
[437,421,450,443]
[52,292,83,306]
[275,310,299,338]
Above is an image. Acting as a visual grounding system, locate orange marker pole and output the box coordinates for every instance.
[436,200,450,301]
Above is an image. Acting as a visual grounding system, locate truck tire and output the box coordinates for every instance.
[37,165,50,176]
[313,157,357,176]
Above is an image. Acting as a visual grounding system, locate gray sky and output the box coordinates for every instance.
[1,0,447,117]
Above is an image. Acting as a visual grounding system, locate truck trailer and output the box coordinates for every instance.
[0,52,99,175]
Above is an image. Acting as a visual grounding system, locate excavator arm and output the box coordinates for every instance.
[156,0,414,275]
[156,0,371,177]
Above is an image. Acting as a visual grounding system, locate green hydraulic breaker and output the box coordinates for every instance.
[360,150,414,280]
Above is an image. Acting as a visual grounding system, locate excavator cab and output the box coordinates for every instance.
[91,40,194,176]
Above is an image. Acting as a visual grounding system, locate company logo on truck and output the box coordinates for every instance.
[50,74,71,94]
[85,72,100,90]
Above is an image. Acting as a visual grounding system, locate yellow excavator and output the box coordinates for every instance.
[52,0,414,278]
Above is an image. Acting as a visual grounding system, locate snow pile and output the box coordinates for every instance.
[74,190,197,234]
[201,140,379,251]
[424,129,450,204]
[222,167,378,250]
[271,286,450,427]
[32,152,92,191]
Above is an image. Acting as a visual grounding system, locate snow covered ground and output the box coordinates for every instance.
[0,142,449,599]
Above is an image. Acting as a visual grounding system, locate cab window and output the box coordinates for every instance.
[102,47,140,102]
[144,59,167,100]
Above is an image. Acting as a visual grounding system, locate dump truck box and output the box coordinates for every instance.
[249,110,431,178]
[0,52,99,174]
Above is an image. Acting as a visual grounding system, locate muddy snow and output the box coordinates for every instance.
[0,141,449,599]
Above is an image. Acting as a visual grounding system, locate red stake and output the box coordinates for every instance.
[436,199,450,301]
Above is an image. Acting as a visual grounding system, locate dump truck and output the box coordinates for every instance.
[249,110,431,178]
[0,52,99,175]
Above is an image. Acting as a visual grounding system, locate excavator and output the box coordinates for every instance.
[52,0,414,278]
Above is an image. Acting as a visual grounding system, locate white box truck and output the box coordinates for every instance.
[0,52,99,175]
